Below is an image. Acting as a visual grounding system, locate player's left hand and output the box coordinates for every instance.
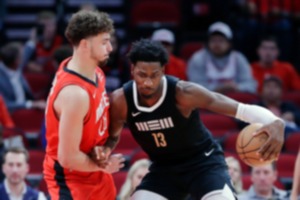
[104,154,125,174]
[253,119,285,161]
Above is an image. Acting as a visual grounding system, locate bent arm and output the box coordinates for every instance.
[55,85,101,172]
[104,88,127,151]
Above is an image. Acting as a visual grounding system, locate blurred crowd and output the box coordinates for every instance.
[0,0,299,199]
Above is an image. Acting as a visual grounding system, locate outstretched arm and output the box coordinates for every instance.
[176,81,285,161]
[291,147,300,200]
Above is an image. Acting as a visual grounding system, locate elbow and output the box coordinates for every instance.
[58,151,73,169]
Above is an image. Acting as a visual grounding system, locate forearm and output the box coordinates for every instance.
[58,149,102,172]
[291,150,300,198]
[104,135,120,151]
[235,103,283,125]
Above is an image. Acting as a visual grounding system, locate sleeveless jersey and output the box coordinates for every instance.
[124,76,217,164]
[43,57,110,184]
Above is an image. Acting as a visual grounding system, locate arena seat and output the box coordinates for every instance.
[284,133,300,154]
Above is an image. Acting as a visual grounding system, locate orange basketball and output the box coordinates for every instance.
[236,123,273,167]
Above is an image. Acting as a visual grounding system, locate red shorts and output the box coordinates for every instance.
[44,157,116,200]
[46,173,116,200]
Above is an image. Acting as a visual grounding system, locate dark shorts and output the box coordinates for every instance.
[135,145,236,200]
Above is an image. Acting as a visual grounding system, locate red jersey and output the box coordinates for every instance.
[251,60,300,92]
[165,54,187,80]
[43,58,115,200]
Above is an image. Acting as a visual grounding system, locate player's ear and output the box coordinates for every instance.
[79,39,89,50]
[130,64,135,76]
[161,65,165,74]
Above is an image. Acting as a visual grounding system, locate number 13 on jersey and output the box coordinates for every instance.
[152,132,167,147]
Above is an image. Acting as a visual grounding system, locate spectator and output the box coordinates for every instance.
[151,29,187,80]
[238,163,288,200]
[22,11,63,74]
[257,76,300,135]
[0,147,47,199]
[290,147,300,200]
[225,156,244,195]
[187,21,257,94]
[251,36,300,93]
[52,44,73,70]
[234,0,293,61]
[118,159,151,200]
[0,42,46,112]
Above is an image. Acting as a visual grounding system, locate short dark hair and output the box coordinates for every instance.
[0,42,21,67]
[251,162,277,172]
[3,147,29,163]
[65,10,114,46]
[259,35,278,47]
[263,75,282,88]
[127,39,168,66]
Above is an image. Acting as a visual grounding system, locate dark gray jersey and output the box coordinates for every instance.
[123,76,217,164]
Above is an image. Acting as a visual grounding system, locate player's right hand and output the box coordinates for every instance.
[253,119,285,161]
[104,154,125,173]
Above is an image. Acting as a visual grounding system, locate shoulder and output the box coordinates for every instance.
[110,88,127,110]
[233,51,249,63]
[175,80,204,108]
[55,85,90,113]
[237,192,249,200]
[189,49,206,62]
[277,61,296,70]
[274,187,288,197]
[58,85,89,102]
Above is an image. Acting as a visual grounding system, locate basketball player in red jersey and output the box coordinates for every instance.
[43,10,125,200]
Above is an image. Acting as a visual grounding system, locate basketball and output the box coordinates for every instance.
[236,123,273,167]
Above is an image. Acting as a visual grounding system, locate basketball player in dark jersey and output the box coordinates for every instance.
[101,39,284,200]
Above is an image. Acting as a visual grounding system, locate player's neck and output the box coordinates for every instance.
[138,84,163,107]
[68,52,97,82]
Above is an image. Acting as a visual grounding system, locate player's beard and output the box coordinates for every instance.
[98,58,108,68]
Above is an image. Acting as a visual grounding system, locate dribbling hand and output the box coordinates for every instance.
[253,119,285,161]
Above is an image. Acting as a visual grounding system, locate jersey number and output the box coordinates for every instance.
[152,132,167,147]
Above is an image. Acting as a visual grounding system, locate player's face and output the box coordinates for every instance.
[251,165,277,193]
[88,32,113,67]
[208,35,231,57]
[258,41,279,64]
[132,61,165,99]
[131,166,149,190]
[2,153,29,185]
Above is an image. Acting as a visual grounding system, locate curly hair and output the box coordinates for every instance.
[127,39,169,67]
[65,10,114,46]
